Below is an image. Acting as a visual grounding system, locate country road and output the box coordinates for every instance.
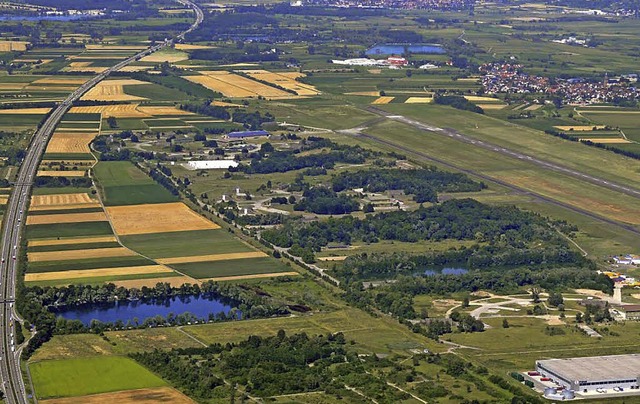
[0,1,203,402]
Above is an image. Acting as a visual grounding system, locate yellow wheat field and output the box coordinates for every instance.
[70,104,149,118]
[27,212,107,226]
[85,45,147,50]
[29,236,118,247]
[201,272,299,282]
[242,70,319,96]
[137,106,194,116]
[0,196,8,205]
[210,100,244,108]
[66,62,107,73]
[0,83,28,90]
[33,78,87,85]
[345,91,382,96]
[45,132,97,154]
[30,193,98,209]
[0,107,51,114]
[80,79,147,102]
[372,96,394,105]
[157,251,267,265]
[554,125,607,131]
[579,137,631,144]
[174,43,214,50]
[28,247,136,262]
[464,95,502,102]
[118,65,154,72]
[140,51,188,63]
[106,202,220,236]
[0,41,29,52]
[37,170,88,177]
[405,97,432,104]
[477,103,507,110]
[186,71,293,99]
[317,256,348,261]
[25,265,172,282]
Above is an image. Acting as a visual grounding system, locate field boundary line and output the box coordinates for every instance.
[176,326,207,347]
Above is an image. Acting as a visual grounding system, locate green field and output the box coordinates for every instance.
[42,153,95,161]
[28,241,121,253]
[93,161,178,205]
[26,272,178,287]
[28,207,104,216]
[31,187,94,195]
[30,356,167,399]
[120,229,254,258]
[26,221,113,239]
[172,256,290,279]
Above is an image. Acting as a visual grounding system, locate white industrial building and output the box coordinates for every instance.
[536,354,640,394]
[185,160,238,170]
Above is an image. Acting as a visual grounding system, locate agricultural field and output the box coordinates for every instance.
[106,202,220,235]
[185,70,303,99]
[30,356,167,400]
[40,387,194,404]
[80,79,149,102]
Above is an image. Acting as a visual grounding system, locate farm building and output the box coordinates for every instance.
[226,130,269,139]
[535,354,640,393]
[613,254,640,265]
[185,160,239,170]
[616,304,640,321]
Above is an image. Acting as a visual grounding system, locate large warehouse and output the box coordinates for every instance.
[536,354,640,393]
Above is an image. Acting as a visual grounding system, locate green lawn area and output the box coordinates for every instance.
[120,229,254,258]
[26,221,113,239]
[93,161,178,205]
[171,256,290,279]
[30,356,167,399]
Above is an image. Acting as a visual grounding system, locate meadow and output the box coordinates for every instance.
[30,356,167,399]
[171,256,290,279]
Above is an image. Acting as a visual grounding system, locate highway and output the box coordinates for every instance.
[0,1,203,402]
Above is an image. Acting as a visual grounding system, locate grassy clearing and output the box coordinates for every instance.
[26,221,113,239]
[30,356,167,399]
[26,272,179,288]
[172,256,290,279]
[93,161,177,206]
[119,229,254,258]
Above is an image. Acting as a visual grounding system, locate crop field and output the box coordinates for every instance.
[26,212,107,225]
[0,40,29,51]
[30,356,167,399]
[404,97,432,104]
[69,104,195,119]
[80,79,148,102]
[28,247,136,262]
[106,202,220,235]
[28,236,118,247]
[554,125,607,131]
[26,221,114,239]
[243,70,320,96]
[30,193,100,210]
[139,49,188,63]
[65,62,107,73]
[119,229,255,258]
[37,170,88,177]
[0,107,51,115]
[171,256,291,279]
[40,387,194,404]
[156,251,267,264]
[93,161,178,205]
[185,71,294,99]
[25,265,174,283]
[27,256,156,274]
[371,96,394,104]
[45,132,98,154]
[579,137,631,144]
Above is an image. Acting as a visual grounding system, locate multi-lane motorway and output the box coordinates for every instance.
[0,1,203,402]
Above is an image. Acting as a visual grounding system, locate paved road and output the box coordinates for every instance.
[0,1,203,402]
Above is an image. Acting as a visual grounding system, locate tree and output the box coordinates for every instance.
[107,116,118,129]
[530,287,541,303]
[548,292,563,307]
[462,296,470,307]
[261,142,275,153]
[502,318,509,328]
[575,312,583,323]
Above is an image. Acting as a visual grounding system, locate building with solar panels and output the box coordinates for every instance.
[536,354,640,393]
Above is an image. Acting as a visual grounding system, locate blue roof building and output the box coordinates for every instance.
[227,130,270,139]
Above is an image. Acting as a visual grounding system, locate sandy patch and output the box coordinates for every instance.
[371,96,394,105]
[27,212,107,225]
[368,69,382,74]
[554,125,606,131]
[0,108,51,114]
[157,251,267,265]
[28,247,136,262]
[30,193,96,209]
[405,97,432,104]
[45,132,97,154]
[112,275,199,289]
[545,316,565,326]
[200,271,299,282]
[29,236,117,247]
[106,202,220,236]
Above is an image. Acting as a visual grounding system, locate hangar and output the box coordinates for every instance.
[536,354,640,393]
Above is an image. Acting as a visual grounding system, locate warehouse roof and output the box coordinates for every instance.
[537,354,640,382]
[227,130,269,138]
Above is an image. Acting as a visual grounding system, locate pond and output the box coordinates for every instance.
[52,294,235,326]
[366,43,446,56]
[419,267,469,276]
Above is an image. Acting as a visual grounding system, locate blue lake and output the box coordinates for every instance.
[53,294,234,326]
[366,43,446,55]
